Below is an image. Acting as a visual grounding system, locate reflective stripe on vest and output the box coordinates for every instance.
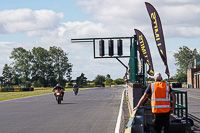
[152,105,171,108]
[151,82,171,113]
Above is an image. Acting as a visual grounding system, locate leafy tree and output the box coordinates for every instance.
[174,70,187,83]
[31,47,51,87]
[76,73,87,87]
[164,76,175,83]
[105,74,113,86]
[174,46,199,82]
[49,46,72,86]
[112,78,125,85]
[11,72,21,86]
[146,77,154,81]
[0,76,4,88]
[2,64,13,86]
[94,75,105,86]
[10,47,33,84]
[4,46,73,87]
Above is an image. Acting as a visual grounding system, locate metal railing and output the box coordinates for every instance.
[173,89,188,123]
[124,108,144,133]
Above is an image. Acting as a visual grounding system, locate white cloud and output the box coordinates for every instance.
[165,0,197,3]
[0,8,63,33]
[0,1,200,80]
[78,0,200,38]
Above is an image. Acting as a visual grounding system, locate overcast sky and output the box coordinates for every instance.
[0,0,200,80]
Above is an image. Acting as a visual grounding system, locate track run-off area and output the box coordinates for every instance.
[0,87,124,133]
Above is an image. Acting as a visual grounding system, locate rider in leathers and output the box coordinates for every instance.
[73,83,79,91]
[52,83,65,100]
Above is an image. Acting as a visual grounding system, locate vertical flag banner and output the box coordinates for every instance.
[145,2,170,77]
[135,29,154,76]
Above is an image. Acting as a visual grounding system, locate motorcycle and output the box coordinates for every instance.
[73,87,79,95]
[54,89,63,104]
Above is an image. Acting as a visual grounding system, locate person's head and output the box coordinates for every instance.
[154,72,162,81]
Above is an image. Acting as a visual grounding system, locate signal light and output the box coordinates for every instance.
[99,40,105,56]
[108,40,114,56]
[117,39,123,56]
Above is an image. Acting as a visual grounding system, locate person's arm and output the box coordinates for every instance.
[170,91,176,114]
[52,87,56,92]
[133,93,149,110]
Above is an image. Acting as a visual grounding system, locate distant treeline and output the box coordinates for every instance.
[0,46,72,87]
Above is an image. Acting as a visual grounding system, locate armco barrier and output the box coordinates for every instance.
[21,88,34,91]
[7,88,14,92]
[21,88,30,91]
[1,88,8,92]
[14,88,21,92]
[0,87,34,92]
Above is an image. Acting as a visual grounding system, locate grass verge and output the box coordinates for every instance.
[0,88,87,101]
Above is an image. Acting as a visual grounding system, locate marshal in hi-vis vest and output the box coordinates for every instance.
[151,82,171,113]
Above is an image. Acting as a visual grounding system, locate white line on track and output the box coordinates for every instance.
[115,89,125,133]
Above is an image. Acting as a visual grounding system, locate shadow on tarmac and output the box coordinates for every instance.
[188,113,200,133]
[60,103,77,105]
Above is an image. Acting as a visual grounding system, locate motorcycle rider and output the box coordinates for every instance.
[73,83,79,91]
[52,83,65,100]
[73,83,79,93]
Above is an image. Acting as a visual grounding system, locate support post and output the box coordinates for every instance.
[132,35,138,83]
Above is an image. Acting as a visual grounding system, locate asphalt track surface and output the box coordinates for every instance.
[174,88,200,133]
[0,87,124,133]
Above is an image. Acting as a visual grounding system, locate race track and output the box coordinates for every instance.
[0,87,124,133]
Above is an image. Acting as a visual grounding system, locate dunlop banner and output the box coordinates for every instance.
[145,2,170,77]
[135,29,154,76]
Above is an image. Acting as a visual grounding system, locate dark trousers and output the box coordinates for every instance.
[152,112,170,133]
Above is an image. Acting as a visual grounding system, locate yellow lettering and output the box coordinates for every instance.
[150,70,154,75]
[160,50,163,55]
[151,12,161,42]
[156,37,160,41]
[139,35,148,56]
[154,29,160,40]
[157,43,161,46]
[139,35,143,42]
[141,46,147,55]
[151,12,156,20]
[154,21,158,28]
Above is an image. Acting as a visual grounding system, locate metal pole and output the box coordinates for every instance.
[132,35,138,83]
[143,60,145,86]
[177,93,180,117]
[185,92,188,124]
[93,39,95,58]
[130,38,133,53]
[116,58,128,69]
[181,93,183,117]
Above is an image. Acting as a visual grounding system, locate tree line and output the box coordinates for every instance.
[3,45,194,87]
[69,73,125,87]
[146,46,199,83]
[173,46,200,82]
[1,46,72,87]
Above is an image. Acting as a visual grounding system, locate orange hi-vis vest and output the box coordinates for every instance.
[151,82,171,113]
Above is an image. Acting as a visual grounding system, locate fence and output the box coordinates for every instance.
[0,88,34,92]
[173,89,188,123]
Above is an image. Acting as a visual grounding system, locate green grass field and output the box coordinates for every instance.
[0,88,87,101]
